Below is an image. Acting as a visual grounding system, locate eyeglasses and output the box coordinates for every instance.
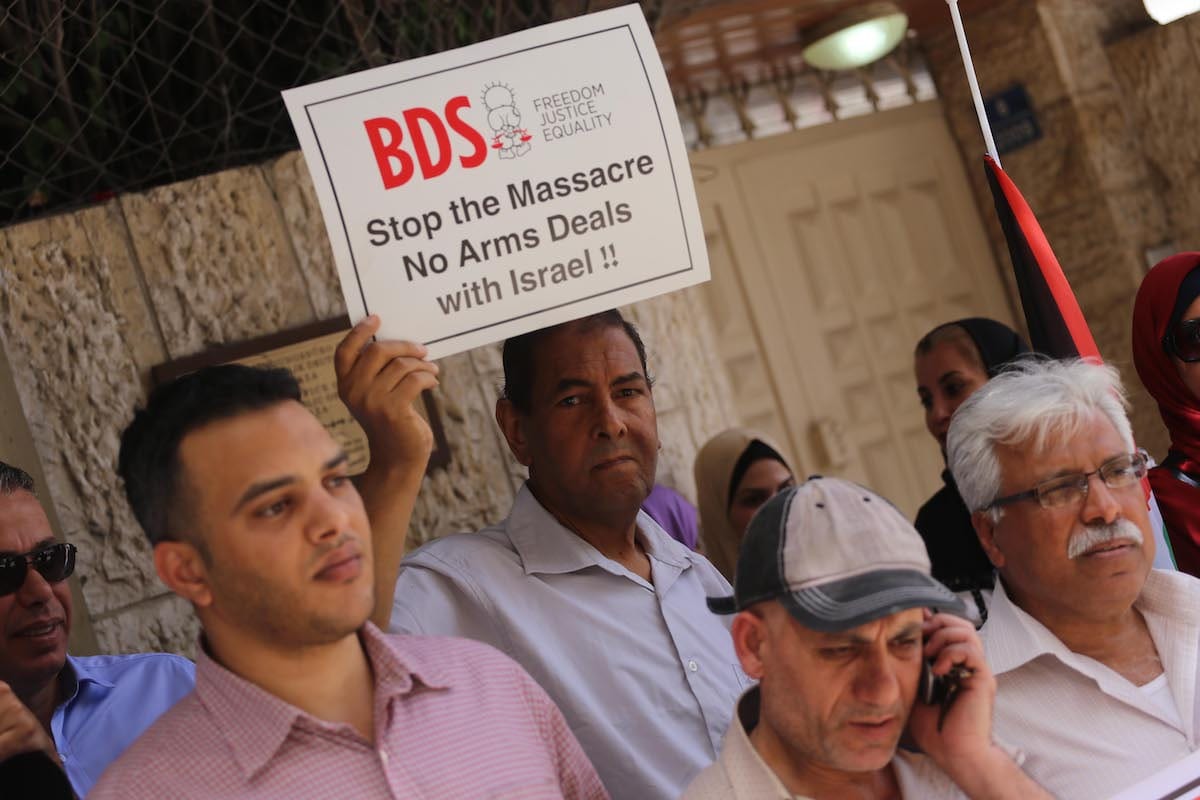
[987,451,1148,511]
[0,543,76,597]
[1163,318,1200,363]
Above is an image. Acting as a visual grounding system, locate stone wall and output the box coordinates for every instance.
[921,0,1172,458]
[0,153,736,657]
[1108,13,1200,256]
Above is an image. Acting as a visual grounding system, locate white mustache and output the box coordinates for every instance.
[1067,519,1144,560]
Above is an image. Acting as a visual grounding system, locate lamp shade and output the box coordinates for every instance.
[802,3,909,72]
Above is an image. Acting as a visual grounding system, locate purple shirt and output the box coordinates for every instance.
[642,485,699,550]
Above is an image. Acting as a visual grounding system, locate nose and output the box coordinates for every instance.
[852,646,901,709]
[927,397,952,436]
[304,486,354,545]
[593,394,627,440]
[1080,472,1122,527]
[14,565,55,607]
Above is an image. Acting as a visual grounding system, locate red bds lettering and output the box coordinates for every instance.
[363,117,414,190]
[445,96,488,169]
[363,97,489,189]
[402,106,452,180]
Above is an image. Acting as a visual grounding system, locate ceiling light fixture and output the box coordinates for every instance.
[1144,0,1200,24]
[802,2,909,72]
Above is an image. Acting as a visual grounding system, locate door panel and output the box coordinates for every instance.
[691,101,1015,516]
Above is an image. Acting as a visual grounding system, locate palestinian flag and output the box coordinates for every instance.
[982,154,1175,568]
[983,156,1099,360]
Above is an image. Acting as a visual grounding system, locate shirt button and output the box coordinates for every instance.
[379,749,390,766]
[688,659,699,672]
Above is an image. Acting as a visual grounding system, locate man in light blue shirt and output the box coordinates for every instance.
[390,312,745,800]
[0,461,193,796]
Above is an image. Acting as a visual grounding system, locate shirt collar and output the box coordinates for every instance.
[507,483,704,576]
[195,623,448,779]
[57,655,116,708]
[717,687,794,800]
[63,655,117,690]
[983,569,1200,676]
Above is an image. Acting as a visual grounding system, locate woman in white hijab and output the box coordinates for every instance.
[693,428,794,582]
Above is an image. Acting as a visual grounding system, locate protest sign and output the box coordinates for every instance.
[283,5,708,358]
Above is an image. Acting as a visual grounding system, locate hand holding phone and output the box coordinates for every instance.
[907,611,995,765]
[918,659,974,731]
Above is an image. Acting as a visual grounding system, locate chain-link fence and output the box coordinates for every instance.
[3,1,932,227]
[1,0,600,226]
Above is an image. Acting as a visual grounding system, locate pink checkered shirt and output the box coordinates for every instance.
[89,624,608,799]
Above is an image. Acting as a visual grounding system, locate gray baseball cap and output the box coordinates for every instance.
[708,476,966,631]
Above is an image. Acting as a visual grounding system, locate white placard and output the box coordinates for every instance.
[283,5,708,358]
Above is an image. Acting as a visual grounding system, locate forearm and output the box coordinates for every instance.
[358,455,429,629]
[948,745,1051,800]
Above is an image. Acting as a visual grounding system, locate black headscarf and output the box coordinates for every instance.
[952,317,1030,377]
[915,318,1029,603]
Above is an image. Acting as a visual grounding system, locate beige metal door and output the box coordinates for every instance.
[691,101,1015,517]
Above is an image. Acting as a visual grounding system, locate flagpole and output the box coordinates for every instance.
[945,0,1000,166]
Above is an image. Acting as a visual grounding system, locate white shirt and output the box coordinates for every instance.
[390,485,745,800]
[682,688,963,799]
[982,570,1200,799]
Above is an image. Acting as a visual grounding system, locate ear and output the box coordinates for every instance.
[971,509,1006,569]
[731,610,768,680]
[154,541,214,608]
[495,397,533,467]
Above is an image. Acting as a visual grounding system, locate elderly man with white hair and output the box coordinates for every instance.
[947,357,1200,799]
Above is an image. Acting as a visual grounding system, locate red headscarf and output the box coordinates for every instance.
[1133,252,1200,459]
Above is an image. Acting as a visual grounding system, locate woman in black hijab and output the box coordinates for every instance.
[913,318,1029,623]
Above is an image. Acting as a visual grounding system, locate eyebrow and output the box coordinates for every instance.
[821,621,924,646]
[231,452,349,515]
[552,372,646,396]
[552,377,593,395]
[1034,452,1129,484]
[822,632,871,646]
[936,370,964,384]
[0,537,57,558]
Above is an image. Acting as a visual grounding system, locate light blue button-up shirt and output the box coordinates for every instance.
[52,652,195,796]
[391,485,746,800]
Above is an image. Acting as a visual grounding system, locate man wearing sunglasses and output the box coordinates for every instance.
[0,463,193,796]
[947,358,1200,799]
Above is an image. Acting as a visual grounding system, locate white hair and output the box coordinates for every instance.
[946,358,1135,514]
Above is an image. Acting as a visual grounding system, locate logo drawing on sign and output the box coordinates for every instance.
[482,83,532,159]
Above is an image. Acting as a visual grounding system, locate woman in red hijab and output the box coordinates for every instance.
[1133,252,1200,577]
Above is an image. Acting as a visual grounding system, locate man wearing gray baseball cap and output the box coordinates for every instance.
[682,477,1050,799]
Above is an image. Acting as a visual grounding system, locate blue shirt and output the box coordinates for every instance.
[52,652,195,796]
[391,485,746,800]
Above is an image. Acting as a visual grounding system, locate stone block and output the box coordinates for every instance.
[1108,21,1200,181]
[264,152,347,320]
[92,593,201,658]
[407,347,519,547]
[120,168,316,360]
[623,289,737,502]
[1102,185,1169,257]
[924,0,1068,114]
[1071,87,1156,194]
[0,203,168,615]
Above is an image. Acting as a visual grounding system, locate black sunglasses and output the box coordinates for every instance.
[0,543,76,597]
[1163,318,1200,363]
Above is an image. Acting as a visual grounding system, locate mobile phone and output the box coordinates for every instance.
[919,660,971,731]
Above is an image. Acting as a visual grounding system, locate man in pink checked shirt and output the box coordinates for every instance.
[90,320,606,799]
